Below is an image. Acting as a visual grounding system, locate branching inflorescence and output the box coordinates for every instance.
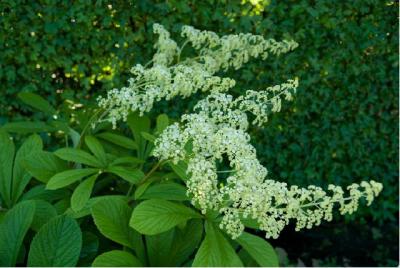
[98,24,383,239]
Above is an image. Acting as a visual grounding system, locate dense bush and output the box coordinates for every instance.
[0,0,398,266]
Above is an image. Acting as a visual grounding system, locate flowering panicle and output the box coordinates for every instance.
[152,23,179,66]
[99,23,383,240]
[181,25,299,72]
[98,24,297,127]
[153,82,383,239]
[98,63,235,126]
[236,78,299,126]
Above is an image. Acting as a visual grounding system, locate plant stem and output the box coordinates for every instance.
[216,170,235,173]
[76,108,104,149]
[126,183,135,197]
[138,161,163,185]
[177,40,190,63]
[126,160,165,197]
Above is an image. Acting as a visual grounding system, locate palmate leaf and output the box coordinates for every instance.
[92,250,142,267]
[236,231,279,267]
[71,174,98,211]
[0,200,36,266]
[110,156,144,166]
[146,228,175,267]
[138,182,189,201]
[27,215,82,267]
[0,133,43,207]
[130,199,201,235]
[134,180,153,200]
[54,148,103,168]
[85,135,108,167]
[192,221,243,267]
[106,166,144,184]
[21,185,70,203]
[23,151,68,183]
[12,134,43,204]
[96,132,138,150]
[238,248,258,267]
[169,219,204,266]
[31,200,57,232]
[46,168,98,190]
[65,195,128,219]
[127,113,150,160]
[0,131,15,207]
[146,219,203,267]
[91,197,143,251]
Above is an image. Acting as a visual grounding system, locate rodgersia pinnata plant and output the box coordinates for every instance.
[98,24,382,240]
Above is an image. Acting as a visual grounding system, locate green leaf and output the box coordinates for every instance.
[65,195,128,219]
[92,250,142,267]
[110,156,144,166]
[85,135,107,166]
[138,182,189,201]
[31,200,57,232]
[18,92,56,116]
[236,231,279,267]
[27,215,82,267]
[91,197,139,249]
[130,199,201,235]
[1,122,55,133]
[132,173,163,199]
[47,168,98,190]
[169,161,189,181]
[21,185,69,202]
[71,174,98,211]
[141,131,156,143]
[12,134,43,204]
[146,228,175,267]
[68,127,81,148]
[96,132,137,150]
[0,131,15,207]
[127,113,150,160]
[134,181,152,200]
[79,232,99,266]
[0,200,36,266]
[54,148,103,168]
[155,114,169,135]
[106,166,144,184]
[54,199,70,215]
[192,222,243,267]
[23,151,68,183]
[241,216,260,229]
[165,219,204,266]
[238,248,258,267]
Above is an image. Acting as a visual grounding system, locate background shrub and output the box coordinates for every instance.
[0,0,398,266]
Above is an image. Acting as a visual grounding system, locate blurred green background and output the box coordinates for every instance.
[0,0,398,266]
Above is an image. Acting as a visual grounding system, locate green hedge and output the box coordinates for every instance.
[1,0,398,266]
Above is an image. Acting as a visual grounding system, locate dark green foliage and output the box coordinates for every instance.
[0,0,398,266]
[28,215,82,266]
[0,114,277,266]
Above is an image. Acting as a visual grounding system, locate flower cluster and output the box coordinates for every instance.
[236,78,299,126]
[153,87,383,239]
[99,24,383,240]
[98,24,297,127]
[152,23,178,66]
[181,25,299,73]
[98,63,235,126]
